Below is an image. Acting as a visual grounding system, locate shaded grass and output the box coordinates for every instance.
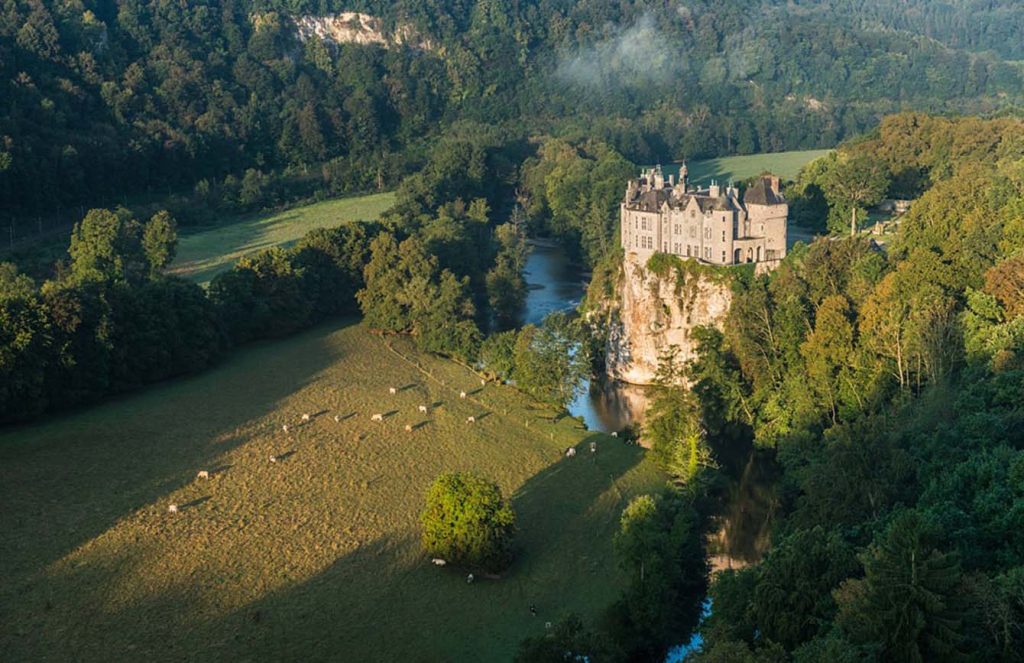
[659,149,833,186]
[169,192,396,284]
[0,319,665,662]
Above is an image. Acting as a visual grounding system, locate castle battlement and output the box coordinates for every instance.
[621,164,788,267]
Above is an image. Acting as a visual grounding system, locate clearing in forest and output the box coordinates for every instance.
[170,191,395,284]
[660,148,832,186]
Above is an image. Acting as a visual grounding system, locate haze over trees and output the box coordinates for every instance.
[4,0,1024,223]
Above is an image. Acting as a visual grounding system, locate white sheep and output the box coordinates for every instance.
[565,448,576,458]
[611,431,618,438]
[466,416,476,424]
[196,470,210,480]
[418,405,428,413]
[334,414,340,423]
[282,424,289,433]
[168,503,179,513]
[389,387,397,395]
[431,558,447,566]
[301,413,310,422]
[480,379,486,386]
[405,424,413,433]
[371,413,383,422]
[589,442,597,453]
[467,573,475,584]
[269,455,278,463]
[460,391,467,399]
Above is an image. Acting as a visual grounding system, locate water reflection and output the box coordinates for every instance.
[524,240,649,433]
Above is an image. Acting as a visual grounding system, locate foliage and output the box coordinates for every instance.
[692,114,1024,660]
[420,471,517,571]
[511,312,588,410]
[606,493,709,661]
[834,510,965,662]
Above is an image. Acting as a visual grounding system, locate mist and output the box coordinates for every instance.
[554,12,687,89]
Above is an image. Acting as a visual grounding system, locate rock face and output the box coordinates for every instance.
[606,254,732,385]
[292,13,433,51]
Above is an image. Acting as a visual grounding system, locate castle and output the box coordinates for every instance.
[620,165,788,267]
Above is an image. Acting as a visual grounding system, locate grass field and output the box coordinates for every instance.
[169,192,395,284]
[659,149,832,186]
[0,319,665,662]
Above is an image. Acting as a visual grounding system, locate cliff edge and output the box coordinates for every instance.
[606,253,734,385]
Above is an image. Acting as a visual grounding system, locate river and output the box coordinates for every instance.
[522,240,778,658]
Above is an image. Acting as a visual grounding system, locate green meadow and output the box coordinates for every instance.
[169,192,395,284]
[661,149,832,185]
[0,320,665,662]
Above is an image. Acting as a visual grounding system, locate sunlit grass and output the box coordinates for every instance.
[0,320,665,662]
[169,192,396,284]
[659,149,833,185]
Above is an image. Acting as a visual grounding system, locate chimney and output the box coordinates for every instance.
[709,180,721,198]
[769,175,781,195]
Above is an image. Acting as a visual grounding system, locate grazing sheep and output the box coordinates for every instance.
[269,455,278,463]
[431,558,447,566]
[418,405,428,414]
[371,413,384,422]
[168,504,178,513]
[196,470,210,480]
[334,414,340,423]
[611,431,618,438]
[589,442,597,453]
[565,447,576,458]
[466,416,476,424]
[467,573,475,584]
[301,413,310,422]
[405,424,413,433]
[282,424,289,433]
[460,391,467,399]
[389,387,397,395]
[480,379,486,386]
[545,621,553,630]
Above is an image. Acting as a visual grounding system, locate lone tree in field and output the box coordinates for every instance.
[421,472,516,571]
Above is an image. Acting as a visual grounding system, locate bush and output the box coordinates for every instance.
[420,472,516,571]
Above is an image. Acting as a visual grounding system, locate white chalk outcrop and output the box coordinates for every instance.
[293,13,433,51]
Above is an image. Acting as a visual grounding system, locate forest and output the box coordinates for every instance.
[613,114,1024,662]
[3,0,1024,224]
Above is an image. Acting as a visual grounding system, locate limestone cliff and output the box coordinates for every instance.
[606,253,733,385]
[284,13,434,51]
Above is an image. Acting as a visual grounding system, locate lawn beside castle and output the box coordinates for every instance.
[0,319,665,662]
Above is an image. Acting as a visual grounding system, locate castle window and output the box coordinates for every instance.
[689,226,696,238]
[686,245,691,257]
[722,230,726,241]
[704,228,711,240]
[721,251,726,262]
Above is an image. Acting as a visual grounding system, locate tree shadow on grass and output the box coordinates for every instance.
[0,320,356,620]
[11,432,650,662]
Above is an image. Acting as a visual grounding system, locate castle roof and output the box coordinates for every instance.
[631,188,671,212]
[625,188,739,213]
[743,177,785,206]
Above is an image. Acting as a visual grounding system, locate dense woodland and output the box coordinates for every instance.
[3,0,1024,222]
